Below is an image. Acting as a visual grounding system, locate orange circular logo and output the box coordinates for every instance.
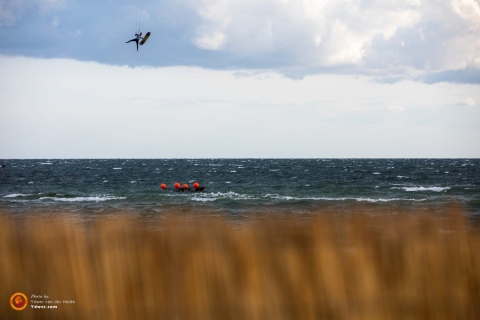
[10,293,28,311]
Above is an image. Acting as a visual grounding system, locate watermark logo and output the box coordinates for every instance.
[10,293,28,311]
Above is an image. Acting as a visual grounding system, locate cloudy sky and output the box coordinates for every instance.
[1,0,479,158]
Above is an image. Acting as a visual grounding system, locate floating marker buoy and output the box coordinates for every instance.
[161,182,203,191]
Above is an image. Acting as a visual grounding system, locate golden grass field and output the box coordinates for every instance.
[1,208,480,320]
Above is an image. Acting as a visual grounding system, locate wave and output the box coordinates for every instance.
[191,197,216,202]
[192,191,257,202]
[264,194,426,203]
[392,187,451,192]
[3,193,35,198]
[190,193,427,203]
[39,196,127,202]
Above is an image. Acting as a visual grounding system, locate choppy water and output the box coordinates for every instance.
[1,159,479,217]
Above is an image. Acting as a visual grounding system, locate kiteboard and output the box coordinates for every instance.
[140,32,151,46]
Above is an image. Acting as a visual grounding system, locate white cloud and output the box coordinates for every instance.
[190,0,230,50]
[448,97,477,106]
[179,0,480,75]
[1,56,479,157]
[383,106,406,112]
[474,57,480,68]
[187,0,421,66]
[418,28,426,43]
[407,0,421,6]
[451,0,480,28]
[190,0,420,65]
[193,31,227,50]
[464,97,476,106]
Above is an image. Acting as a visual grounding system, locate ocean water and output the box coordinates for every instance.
[1,159,479,218]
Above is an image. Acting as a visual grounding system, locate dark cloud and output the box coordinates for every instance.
[418,68,480,84]
[1,0,479,84]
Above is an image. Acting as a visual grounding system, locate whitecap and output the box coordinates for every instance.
[393,186,451,192]
[113,168,122,170]
[192,191,256,202]
[39,196,126,202]
[354,198,426,203]
[3,194,34,198]
[264,194,426,203]
[191,197,216,202]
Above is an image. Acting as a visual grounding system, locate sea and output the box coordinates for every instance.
[1,159,479,219]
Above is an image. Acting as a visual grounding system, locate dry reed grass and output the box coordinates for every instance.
[1,209,479,320]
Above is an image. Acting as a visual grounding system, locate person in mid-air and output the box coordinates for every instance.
[126,32,143,51]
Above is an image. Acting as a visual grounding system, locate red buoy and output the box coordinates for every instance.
[160,183,167,190]
[193,182,200,189]
[174,182,181,189]
[182,183,189,189]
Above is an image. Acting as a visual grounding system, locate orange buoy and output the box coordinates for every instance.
[182,183,189,189]
[160,183,167,190]
[193,182,200,189]
[174,182,181,189]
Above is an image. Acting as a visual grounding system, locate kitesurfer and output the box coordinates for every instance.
[126,32,143,51]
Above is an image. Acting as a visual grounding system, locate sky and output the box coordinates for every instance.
[0,0,479,158]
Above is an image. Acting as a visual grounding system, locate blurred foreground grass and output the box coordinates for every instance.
[1,209,480,319]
